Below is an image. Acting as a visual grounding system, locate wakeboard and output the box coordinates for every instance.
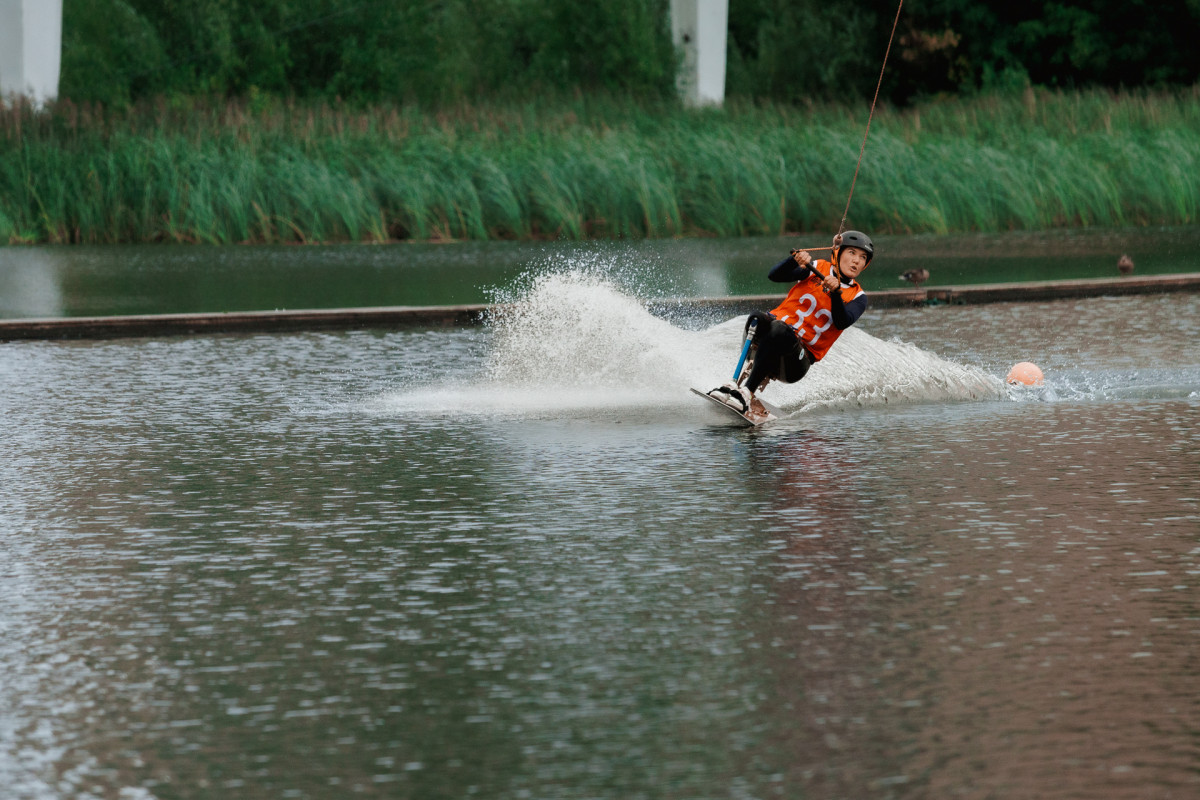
[690,387,781,427]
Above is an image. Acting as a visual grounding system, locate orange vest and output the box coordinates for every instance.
[769,259,866,361]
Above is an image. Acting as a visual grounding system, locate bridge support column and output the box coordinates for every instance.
[669,0,728,107]
[0,0,63,106]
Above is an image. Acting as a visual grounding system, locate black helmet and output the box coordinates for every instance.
[836,230,874,264]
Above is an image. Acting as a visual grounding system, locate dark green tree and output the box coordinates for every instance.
[58,1,1200,108]
[726,0,893,102]
[728,0,1200,103]
[58,0,677,106]
[897,0,1200,97]
[59,0,168,105]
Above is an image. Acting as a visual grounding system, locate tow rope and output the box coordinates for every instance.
[795,0,906,252]
[838,0,906,237]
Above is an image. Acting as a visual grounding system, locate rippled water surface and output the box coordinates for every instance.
[2,273,1198,799]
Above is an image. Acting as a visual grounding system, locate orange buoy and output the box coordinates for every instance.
[1006,361,1045,386]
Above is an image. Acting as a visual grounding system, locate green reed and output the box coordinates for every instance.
[1,88,1198,245]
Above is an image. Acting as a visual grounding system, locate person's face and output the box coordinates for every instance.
[838,246,869,278]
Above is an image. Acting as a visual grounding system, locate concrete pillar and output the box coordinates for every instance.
[669,0,728,107]
[0,0,63,105]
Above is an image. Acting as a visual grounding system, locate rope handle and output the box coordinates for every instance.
[789,247,845,294]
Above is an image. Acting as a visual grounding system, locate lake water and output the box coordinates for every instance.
[1,238,1199,799]
[2,226,1199,319]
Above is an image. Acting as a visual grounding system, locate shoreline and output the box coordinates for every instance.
[3,272,1198,342]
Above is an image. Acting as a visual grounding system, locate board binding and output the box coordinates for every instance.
[690,387,780,427]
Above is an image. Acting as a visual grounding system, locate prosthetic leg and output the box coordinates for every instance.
[707,319,771,421]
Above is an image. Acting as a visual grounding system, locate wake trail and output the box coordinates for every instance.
[369,270,1005,420]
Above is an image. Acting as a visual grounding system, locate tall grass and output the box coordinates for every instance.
[2,88,1199,245]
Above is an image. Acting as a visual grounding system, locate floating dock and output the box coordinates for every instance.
[2,272,1198,341]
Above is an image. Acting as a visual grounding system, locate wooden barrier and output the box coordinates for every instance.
[2,273,1198,341]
